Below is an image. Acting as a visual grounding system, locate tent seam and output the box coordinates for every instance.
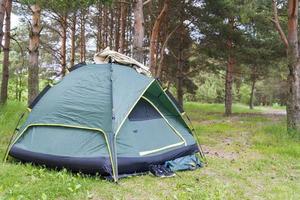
[114,79,156,136]
[141,96,187,146]
[110,63,118,182]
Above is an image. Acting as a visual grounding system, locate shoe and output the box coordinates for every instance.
[159,165,175,177]
[149,165,175,177]
[149,165,165,177]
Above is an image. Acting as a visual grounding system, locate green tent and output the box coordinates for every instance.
[5,63,202,181]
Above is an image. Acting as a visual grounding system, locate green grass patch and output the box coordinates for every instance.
[252,123,300,158]
[0,101,299,200]
[0,101,26,157]
[184,102,262,114]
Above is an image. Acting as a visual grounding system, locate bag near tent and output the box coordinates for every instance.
[4,55,203,181]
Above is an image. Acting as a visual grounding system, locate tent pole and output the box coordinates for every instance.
[109,61,118,182]
[183,113,207,164]
[3,112,25,162]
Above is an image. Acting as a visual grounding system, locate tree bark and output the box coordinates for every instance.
[224,18,235,116]
[96,3,102,52]
[15,75,18,100]
[225,55,234,116]
[119,1,127,53]
[176,26,184,108]
[249,76,256,110]
[109,7,114,49]
[286,0,300,132]
[0,0,6,49]
[271,0,289,49]
[132,0,144,63]
[176,55,184,108]
[70,12,76,67]
[114,4,121,51]
[127,4,132,56]
[80,8,86,62]
[60,14,67,76]
[272,0,300,133]
[28,4,41,105]
[0,0,11,104]
[103,6,108,48]
[149,0,169,75]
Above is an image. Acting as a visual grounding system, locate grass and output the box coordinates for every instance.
[0,101,299,200]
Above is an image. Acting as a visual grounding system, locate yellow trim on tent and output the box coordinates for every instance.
[114,79,155,136]
[158,83,183,113]
[27,108,32,112]
[4,123,117,181]
[113,79,187,158]
[157,83,203,149]
[112,79,155,181]
[139,141,185,156]
[141,96,187,146]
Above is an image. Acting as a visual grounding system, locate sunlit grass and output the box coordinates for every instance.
[184,102,262,114]
[0,101,299,199]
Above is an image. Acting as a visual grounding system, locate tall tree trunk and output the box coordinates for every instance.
[286,0,300,132]
[127,4,132,56]
[249,78,256,110]
[70,12,76,67]
[109,7,114,49]
[60,14,67,76]
[176,56,184,108]
[28,4,41,105]
[15,75,18,100]
[132,0,144,63]
[80,8,86,62]
[96,3,102,52]
[249,66,257,109]
[149,0,169,75]
[224,18,234,116]
[103,6,108,48]
[225,55,234,116]
[119,1,127,53]
[114,4,121,51]
[0,0,6,49]
[18,75,22,101]
[176,27,184,108]
[0,0,11,104]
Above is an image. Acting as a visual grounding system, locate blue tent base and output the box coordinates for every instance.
[9,144,198,176]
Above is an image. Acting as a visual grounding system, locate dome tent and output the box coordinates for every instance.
[4,63,203,181]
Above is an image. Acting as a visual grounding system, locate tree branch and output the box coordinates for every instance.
[143,0,151,6]
[10,36,25,66]
[40,40,62,60]
[116,1,130,4]
[43,24,62,37]
[271,0,289,49]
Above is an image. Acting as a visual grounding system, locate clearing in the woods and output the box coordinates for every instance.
[0,102,299,200]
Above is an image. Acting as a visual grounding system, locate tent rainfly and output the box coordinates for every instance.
[4,60,203,181]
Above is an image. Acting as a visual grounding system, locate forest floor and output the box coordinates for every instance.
[0,102,299,200]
